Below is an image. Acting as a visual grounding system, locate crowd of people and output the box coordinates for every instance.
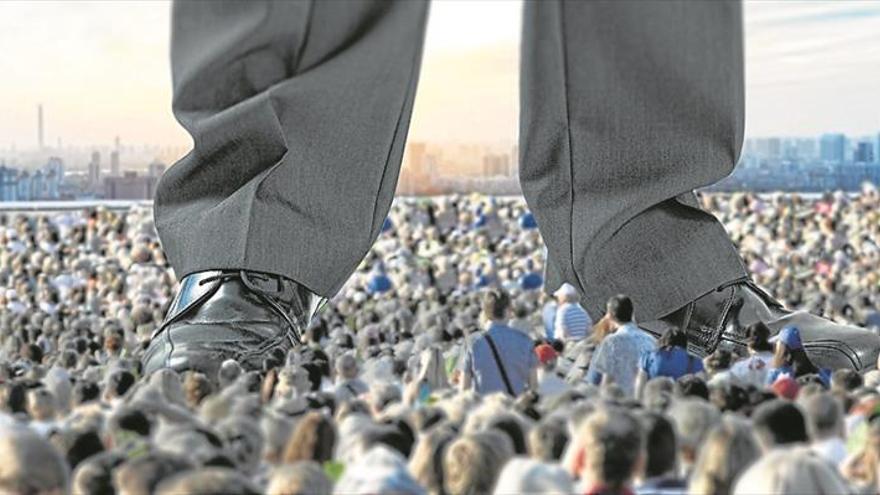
[0,186,878,494]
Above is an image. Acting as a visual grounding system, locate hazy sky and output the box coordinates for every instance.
[1,1,878,150]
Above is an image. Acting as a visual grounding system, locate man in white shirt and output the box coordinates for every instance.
[553,283,591,343]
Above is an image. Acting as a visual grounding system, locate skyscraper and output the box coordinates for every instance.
[88,151,101,187]
[111,136,121,176]
[819,133,846,164]
[854,142,874,164]
[37,104,44,150]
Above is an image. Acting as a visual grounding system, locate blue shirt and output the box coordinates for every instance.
[640,347,703,380]
[587,323,657,397]
[367,273,392,294]
[519,211,538,230]
[459,322,538,396]
[519,272,543,291]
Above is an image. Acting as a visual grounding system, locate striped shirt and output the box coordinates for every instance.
[554,302,592,342]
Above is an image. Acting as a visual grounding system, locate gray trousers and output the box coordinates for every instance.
[154,0,748,321]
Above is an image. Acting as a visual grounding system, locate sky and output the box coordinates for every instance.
[0,1,878,151]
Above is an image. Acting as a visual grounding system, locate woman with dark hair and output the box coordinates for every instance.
[766,326,830,386]
[635,327,703,398]
[730,322,775,387]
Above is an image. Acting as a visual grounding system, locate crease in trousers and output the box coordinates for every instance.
[154,0,749,322]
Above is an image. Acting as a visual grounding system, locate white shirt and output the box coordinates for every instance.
[729,351,774,387]
[537,368,569,399]
[811,437,847,467]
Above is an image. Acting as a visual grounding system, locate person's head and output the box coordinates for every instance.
[369,382,402,415]
[675,374,709,401]
[638,412,677,480]
[26,387,56,421]
[105,369,135,401]
[658,327,687,351]
[568,407,643,491]
[70,451,125,495]
[266,461,332,495]
[216,416,264,474]
[733,446,851,495]
[409,426,455,494]
[606,295,634,325]
[642,377,676,412]
[335,353,359,381]
[0,427,69,494]
[535,344,558,371]
[282,412,337,464]
[493,458,574,495]
[155,468,260,495]
[704,349,733,373]
[751,399,809,451]
[528,418,570,462]
[113,452,193,495]
[183,372,213,408]
[444,431,514,495]
[554,283,579,304]
[770,326,819,376]
[744,322,773,353]
[830,368,863,392]
[667,399,720,467]
[688,416,761,495]
[799,392,844,442]
[482,289,511,322]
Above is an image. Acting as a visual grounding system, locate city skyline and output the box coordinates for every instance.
[1,1,879,151]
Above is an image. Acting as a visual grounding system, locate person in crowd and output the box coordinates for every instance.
[444,431,514,495]
[458,290,538,396]
[334,353,369,403]
[667,398,720,478]
[704,349,736,387]
[752,399,810,452]
[634,327,703,398]
[568,407,644,495]
[734,447,852,495]
[799,392,848,466]
[0,193,874,493]
[729,322,775,387]
[688,415,760,495]
[766,326,830,386]
[634,411,685,495]
[493,458,573,495]
[587,295,657,397]
[553,284,592,343]
[534,344,569,400]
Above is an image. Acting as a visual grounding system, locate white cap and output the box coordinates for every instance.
[554,283,578,299]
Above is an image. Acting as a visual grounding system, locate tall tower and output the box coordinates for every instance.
[110,135,121,176]
[37,104,44,150]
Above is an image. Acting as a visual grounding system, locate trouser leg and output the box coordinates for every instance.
[520,0,748,320]
[154,0,429,297]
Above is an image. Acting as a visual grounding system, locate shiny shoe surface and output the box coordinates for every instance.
[142,269,324,377]
[641,277,880,371]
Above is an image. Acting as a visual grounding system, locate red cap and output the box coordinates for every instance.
[535,344,558,365]
[771,375,800,400]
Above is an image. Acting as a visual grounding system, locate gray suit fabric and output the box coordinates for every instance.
[154,0,748,321]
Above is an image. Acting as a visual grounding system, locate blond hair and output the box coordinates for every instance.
[443,431,513,495]
[689,415,760,495]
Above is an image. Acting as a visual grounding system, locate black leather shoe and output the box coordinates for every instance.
[641,277,880,371]
[142,270,324,378]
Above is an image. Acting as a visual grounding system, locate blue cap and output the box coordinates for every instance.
[770,326,803,350]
